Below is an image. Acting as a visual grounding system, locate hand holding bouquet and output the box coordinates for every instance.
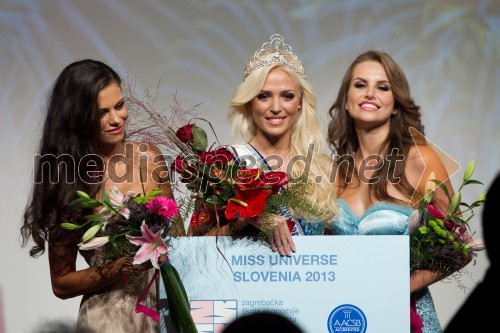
[408,160,486,333]
[409,160,486,276]
[61,186,197,332]
[172,122,329,236]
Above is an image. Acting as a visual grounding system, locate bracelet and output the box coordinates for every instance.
[120,256,134,273]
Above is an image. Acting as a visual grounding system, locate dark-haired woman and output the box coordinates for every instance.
[21,59,182,332]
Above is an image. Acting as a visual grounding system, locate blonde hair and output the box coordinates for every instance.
[228,64,337,220]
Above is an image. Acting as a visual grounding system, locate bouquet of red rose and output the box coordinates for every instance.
[173,122,289,234]
[122,84,327,234]
[172,122,328,235]
[61,187,197,333]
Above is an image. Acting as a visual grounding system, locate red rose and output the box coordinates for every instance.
[235,169,288,193]
[173,156,187,172]
[172,156,197,183]
[199,151,216,165]
[199,147,233,166]
[214,147,234,165]
[263,171,289,193]
[176,124,194,143]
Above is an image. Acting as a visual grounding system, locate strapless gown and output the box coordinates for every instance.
[330,199,442,333]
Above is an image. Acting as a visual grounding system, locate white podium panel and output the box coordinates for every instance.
[160,236,409,333]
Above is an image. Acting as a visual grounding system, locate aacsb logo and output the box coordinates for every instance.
[327,304,367,333]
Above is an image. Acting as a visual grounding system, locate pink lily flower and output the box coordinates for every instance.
[126,221,168,269]
[99,186,135,220]
[426,203,444,220]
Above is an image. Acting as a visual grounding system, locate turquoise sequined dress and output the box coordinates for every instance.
[331,199,442,333]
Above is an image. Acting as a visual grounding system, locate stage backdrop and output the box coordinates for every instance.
[1,1,498,333]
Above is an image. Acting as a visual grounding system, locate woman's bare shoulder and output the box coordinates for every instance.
[406,145,446,173]
[406,145,449,194]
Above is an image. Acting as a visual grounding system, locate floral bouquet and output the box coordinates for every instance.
[61,186,197,333]
[408,160,486,333]
[409,160,486,275]
[172,122,329,236]
[121,82,328,234]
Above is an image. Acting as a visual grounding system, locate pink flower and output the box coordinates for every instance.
[410,294,423,333]
[126,221,168,269]
[146,196,179,219]
[99,186,134,220]
[426,204,444,220]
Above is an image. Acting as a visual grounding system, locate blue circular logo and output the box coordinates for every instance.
[327,304,367,333]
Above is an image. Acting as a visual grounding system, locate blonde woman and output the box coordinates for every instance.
[202,34,337,256]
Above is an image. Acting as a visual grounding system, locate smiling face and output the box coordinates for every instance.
[250,67,301,144]
[98,82,128,148]
[346,60,396,130]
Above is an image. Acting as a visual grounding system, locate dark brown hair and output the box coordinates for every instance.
[327,50,425,203]
[21,59,121,257]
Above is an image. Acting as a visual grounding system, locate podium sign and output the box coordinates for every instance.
[160,236,409,333]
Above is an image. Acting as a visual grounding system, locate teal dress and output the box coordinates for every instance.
[331,199,442,333]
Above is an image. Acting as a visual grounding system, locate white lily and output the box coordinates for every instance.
[465,238,486,252]
[408,210,421,233]
[78,236,110,250]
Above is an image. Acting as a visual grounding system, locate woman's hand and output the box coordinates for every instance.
[123,254,168,272]
[249,214,296,256]
[410,269,444,293]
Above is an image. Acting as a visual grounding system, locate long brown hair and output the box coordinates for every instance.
[327,50,425,203]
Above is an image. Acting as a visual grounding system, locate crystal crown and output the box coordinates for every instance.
[243,34,305,80]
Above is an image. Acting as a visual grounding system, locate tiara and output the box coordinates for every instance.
[242,34,305,80]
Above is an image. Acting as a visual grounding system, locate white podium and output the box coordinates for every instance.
[160,236,409,333]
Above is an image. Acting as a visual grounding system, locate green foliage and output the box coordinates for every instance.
[192,125,208,151]
[258,176,331,235]
[410,159,485,275]
[133,188,163,204]
[161,262,197,333]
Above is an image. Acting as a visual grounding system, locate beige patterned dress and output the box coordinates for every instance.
[77,248,159,333]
